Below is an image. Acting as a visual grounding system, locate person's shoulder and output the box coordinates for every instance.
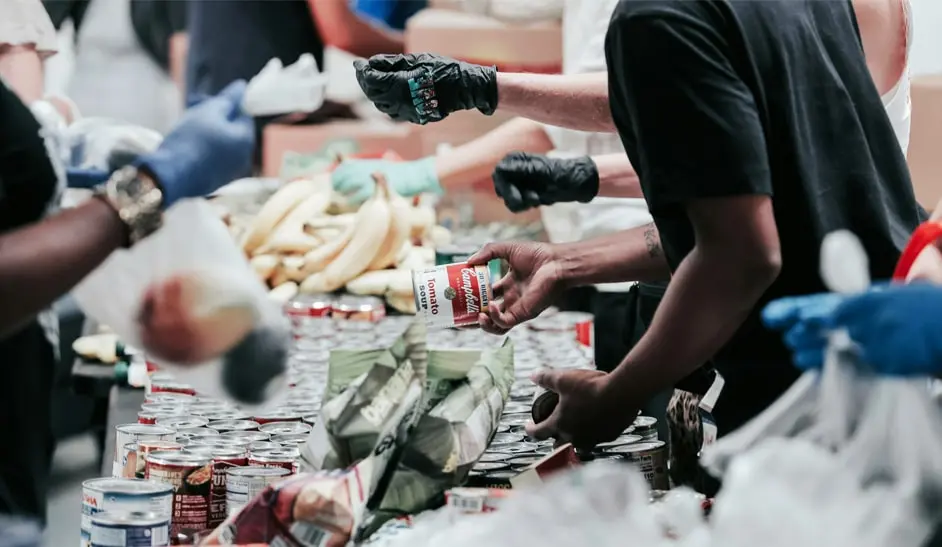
[611,0,718,23]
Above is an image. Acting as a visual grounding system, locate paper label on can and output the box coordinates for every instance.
[90,523,169,547]
[81,491,172,547]
[414,264,489,329]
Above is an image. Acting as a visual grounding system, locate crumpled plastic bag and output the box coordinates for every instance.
[64,117,164,171]
[71,200,290,408]
[371,462,708,547]
[243,53,328,117]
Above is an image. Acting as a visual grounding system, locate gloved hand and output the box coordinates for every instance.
[762,292,848,370]
[763,283,942,376]
[493,152,599,212]
[353,53,498,125]
[331,157,441,205]
[66,167,109,189]
[137,81,255,208]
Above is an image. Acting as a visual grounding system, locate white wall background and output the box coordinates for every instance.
[910,0,942,76]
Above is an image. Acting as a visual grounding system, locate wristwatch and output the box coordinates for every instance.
[93,166,164,246]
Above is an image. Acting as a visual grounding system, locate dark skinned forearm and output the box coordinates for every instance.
[0,198,128,337]
[555,223,672,286]
[604,240,781,402]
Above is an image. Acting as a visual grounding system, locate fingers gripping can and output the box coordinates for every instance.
[412,262,492,329]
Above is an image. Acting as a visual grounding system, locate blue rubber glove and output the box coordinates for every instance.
[137,81,255,208]
[66,167,109,189]
[762,292,847,370]
[828,283,942,376]
[331,157,441,205]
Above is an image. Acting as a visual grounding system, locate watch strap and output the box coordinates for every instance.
[94,166,164,246]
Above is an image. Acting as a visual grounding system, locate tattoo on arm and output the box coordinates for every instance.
[643,223,661,258]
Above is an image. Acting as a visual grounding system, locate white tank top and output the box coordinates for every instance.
[879,0,912,157]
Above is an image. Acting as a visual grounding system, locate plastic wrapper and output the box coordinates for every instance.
[64,117,163,171]
[373,462,707,547]
[243,54,328,117]
[373,338,514,523]
[72,200,290,408]
[203,337,425,547]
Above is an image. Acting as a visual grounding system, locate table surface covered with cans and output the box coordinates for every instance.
[82,304,669,547]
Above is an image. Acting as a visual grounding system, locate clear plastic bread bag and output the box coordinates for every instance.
[71,199,290,409]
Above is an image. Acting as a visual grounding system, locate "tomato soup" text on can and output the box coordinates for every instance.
[412,262,491,329]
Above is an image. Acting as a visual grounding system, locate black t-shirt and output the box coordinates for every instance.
[0,82,60,521]
[605,0,925,429]
[186,0,325,98]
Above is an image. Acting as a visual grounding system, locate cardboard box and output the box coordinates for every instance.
[908,74,942,210]
[262,120,420,178]
[405,9,563,74]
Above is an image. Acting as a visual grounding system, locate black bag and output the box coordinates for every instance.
[129,0,187,72]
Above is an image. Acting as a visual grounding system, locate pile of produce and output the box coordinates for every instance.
[235,171,452,313]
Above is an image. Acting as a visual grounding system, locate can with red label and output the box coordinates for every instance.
[331,295,386,321]
[284,294,332,318]
[144,451,212,537]
[139,402,187,415]
[150,380,196,396]
[412,262,491,329]
[247,447,299,475]
[252,410,302,425]
[121,440,184,479]
[137,411,180,425]
[529,311,594,348]
[206,420,259,433]
[183,446,248,528]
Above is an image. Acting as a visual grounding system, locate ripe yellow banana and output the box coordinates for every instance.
[300,223,356,276]
[269,282,299,304]
[312,174,392,292]
[240,176,328,254]
[256,183,331,255]
[250,254,280,282]
[367,175,411,270]
[345,269,413,296]
[408,205,436,243]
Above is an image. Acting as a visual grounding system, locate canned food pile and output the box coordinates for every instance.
[84,301,661,546]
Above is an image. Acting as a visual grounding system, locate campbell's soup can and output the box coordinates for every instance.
[412,262,492,329]
[183,446,248,528]
[144,451,212,537]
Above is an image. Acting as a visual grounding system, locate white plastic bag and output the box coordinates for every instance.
[243,54,328,117]
[64,117,163,171]
[72,200,290,408]
[703,230,942,547]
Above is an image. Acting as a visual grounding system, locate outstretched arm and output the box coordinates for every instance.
[308,0,404,58]
[495,72,615,132]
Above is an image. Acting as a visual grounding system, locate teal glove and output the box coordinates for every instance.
[331,157,441,205]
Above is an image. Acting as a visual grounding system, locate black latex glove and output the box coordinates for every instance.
[493,152,600,213]
[353,53,498,125]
